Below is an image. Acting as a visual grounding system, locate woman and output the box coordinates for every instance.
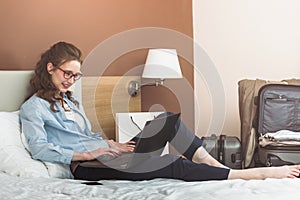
[20,41,300,181]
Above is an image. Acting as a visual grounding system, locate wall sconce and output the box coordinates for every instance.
[128,48,183,97]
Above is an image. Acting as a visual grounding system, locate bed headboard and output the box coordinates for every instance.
[0,70,34,111]
[0,70,82,112]
[82,76,141,139]
[0,70,141,140]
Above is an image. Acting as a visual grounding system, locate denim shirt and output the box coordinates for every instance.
[20,94,109,164]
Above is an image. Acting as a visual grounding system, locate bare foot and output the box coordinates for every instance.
[228,165,300,180]
[265,165,300,179]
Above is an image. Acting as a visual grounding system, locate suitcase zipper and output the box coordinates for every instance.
[265,93,300,102]
[265,94,287,101]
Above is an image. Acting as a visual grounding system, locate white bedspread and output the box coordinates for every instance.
[1,172,300,200]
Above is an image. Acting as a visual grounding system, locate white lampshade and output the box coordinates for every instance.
[142,49,183,79]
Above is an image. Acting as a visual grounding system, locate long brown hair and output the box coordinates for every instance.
[29,41,82,112]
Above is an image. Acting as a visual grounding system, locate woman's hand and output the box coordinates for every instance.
[72,140,136,162]
[106,139,136,153]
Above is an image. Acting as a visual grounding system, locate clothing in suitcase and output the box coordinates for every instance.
[201,134,242,169]
[256,84,300,166]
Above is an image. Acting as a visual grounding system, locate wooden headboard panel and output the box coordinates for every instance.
[82,76,141,140]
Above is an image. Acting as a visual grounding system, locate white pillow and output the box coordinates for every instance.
[0,111,73,178]
[0,111,49,177]
[20,131,73,179]
[44,162,73,178]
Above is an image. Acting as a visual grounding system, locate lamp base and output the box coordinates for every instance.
[128,81,140,97]
[128,79,165,97]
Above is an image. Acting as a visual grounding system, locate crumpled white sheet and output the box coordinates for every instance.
[1,172,300,200]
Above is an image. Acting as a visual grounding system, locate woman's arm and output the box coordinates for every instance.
[20,100,76,164]
[72,148,122,161]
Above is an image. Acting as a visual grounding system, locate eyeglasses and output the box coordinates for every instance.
[56,67,83,81]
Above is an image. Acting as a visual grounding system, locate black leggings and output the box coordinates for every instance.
[73,113,230,181]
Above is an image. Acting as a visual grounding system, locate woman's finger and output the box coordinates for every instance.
[127,141,136,144]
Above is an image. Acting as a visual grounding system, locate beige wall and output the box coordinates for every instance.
[193,0,300,138]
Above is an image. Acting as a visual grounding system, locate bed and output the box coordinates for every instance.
[0,70,300,200]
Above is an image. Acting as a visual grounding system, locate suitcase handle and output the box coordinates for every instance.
[219,135,226,164]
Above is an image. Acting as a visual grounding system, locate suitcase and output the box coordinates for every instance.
[201,134,242,169]
[256,84,300,166]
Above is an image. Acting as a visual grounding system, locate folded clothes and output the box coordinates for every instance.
[259,137,300,147]
[262,130,300,141]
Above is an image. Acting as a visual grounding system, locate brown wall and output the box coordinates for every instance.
[0,0,194,130]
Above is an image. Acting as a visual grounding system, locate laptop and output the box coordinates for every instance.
[80,112,181,169]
